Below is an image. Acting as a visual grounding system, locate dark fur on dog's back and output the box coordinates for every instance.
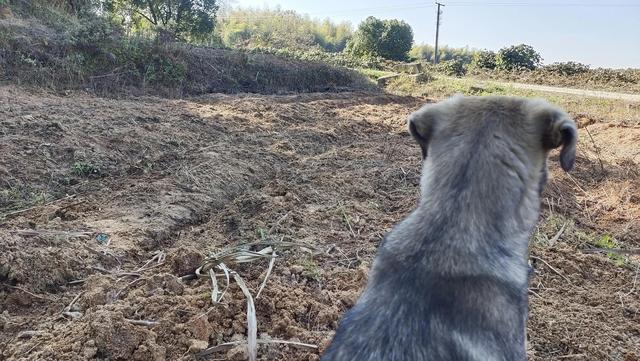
[321,95,577,361]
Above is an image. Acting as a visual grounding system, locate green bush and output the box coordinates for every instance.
[436,59,467,76]
[496,44,541,71]
[410,44,474,65]
[248,46,384,70]
[542,61,590,76]
[347,16,413,61]
[67,16,121,55]
[470,49,497,70]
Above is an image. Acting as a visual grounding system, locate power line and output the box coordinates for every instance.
[445,1,640,6]
[221,1,640,22]
[220,3,436,20]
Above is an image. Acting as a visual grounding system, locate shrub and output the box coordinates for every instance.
[496,44,541,71]
[248,46,384,70]
[436,59,467,76]
[347,16,413,61]
[67,16,122,55]
[410,44,474,65]
[542,61,590,76]
[470,49,497,70]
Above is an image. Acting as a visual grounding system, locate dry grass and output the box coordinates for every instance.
[385,75,640,125]
[189,241,320,359]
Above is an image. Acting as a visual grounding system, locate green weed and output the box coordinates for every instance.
[594,235,627,267]
[71,161,101,177]
[301,257,322,281]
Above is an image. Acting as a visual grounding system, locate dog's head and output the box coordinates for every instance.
[407,95,577,216]
[409,94,575,173]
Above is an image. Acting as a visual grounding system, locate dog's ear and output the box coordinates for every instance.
[408,105,439,159]
[537,108,577,172]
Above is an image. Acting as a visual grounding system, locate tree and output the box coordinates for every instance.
[119,0,219,40]
[470,49,497,70]
[496,44,541,71]
[346,17,385,57]
[347,16,413,61]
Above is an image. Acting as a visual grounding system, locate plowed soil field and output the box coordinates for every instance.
[1,85,639,360]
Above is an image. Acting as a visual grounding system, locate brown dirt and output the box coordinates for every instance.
[0,85,639,360]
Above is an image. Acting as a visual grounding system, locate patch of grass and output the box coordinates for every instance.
[356,68,395,80]
[469,67,640,94]
[383,75,639,124]
[300,257,322,281]
[71,161,101,177]
[247,46,384,70]
[0,185,49,214]
[594,235,628,267]
[595,234,618,249]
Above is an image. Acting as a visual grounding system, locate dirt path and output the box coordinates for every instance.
[491,80,640,101]
[1,85,639,361]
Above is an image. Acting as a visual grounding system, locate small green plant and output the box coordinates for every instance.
[532,214,572,247]
[595,235,627,267]
[19,53,38,67]
[301,257,322,281]
[595,234,617,249]
[255,227,267,240]
[71,161,101,177]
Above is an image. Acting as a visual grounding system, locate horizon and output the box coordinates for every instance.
[229,0,640,69]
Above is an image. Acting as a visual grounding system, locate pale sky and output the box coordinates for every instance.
[230,0,640,69]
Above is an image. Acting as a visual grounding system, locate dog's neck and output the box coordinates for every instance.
[382,157,543,286]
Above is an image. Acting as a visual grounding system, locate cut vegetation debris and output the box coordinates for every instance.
[191,242,317,360]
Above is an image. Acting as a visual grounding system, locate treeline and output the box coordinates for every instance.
[218,11,416,62]
[219,7,352,52]
[410,44,475,65]
[10,0,635,78]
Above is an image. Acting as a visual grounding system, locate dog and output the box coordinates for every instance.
[321,95,577,361]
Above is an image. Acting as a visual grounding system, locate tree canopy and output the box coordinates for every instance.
[347,16,413,61]
[496,44,542,71]
[103,0,219,40]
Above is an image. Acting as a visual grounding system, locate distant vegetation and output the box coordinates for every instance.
[495,44,542,71]
[346,16,414,61]
[218,7,352,52]
[410,44,475,65]
[0,1,638,95]
[0,1,371,95]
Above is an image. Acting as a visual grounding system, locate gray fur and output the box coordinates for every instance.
[321,95,577,361]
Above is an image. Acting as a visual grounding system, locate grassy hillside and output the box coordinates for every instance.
[0,2,372,96]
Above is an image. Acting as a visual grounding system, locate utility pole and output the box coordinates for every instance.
[434,2,444,64]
